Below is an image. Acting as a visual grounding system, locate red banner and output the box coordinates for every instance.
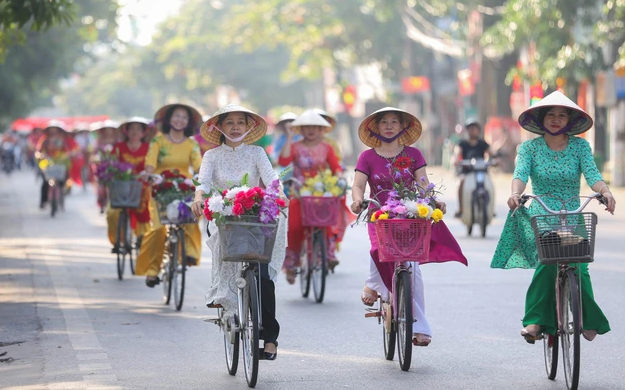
[11,116,110,132]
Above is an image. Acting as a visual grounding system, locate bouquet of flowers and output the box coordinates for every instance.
[152,169,196,223]
[298,169,348,197]
[367,156,444,223]
[94,146,136,184]
[202,173,287,226]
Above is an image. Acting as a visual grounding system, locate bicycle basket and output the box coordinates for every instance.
[217,216,278,263]
[109,180,143,208]
[300,196,340,227]
[530,212,597,264]
[44,165,67,181]
[155,196,196,225]
[375,218,431,263]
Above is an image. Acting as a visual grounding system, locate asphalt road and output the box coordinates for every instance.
[0,167,623,390]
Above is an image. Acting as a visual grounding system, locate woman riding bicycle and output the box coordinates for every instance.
[136,104,204,288]
[92,120,120,213]
[491,91,616,343]
[105,117,153,253]
[350,107,467,347]
[191,104,288,361]
[278,109,344,283]
[36,121,79,209]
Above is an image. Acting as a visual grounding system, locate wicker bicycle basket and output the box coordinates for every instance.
[154,195,197,225]
[109,180,143,208]
[44,165,67,181]
[374,218,432,263]
[530,212,597,264]
[300,196,340,227]
[217,216,278,264]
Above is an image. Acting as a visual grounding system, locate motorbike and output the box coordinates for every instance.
[1,143,16,174]
[459,158,495,237]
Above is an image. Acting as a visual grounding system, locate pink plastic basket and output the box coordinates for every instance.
[374,219,431,262]
[300,196,340,227]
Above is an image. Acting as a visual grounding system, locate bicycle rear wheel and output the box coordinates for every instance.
[561,269,581,390]
[221,308,239,376]
[311,229,327,303]
[241,268,259,388]
[396,270,413,372]
[116,210,127,280]
[480,193,488,238]
[173,229,186,311]
[380,296,396,361]
[543,333,559,380]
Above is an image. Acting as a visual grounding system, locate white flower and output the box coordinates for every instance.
[323,191,333,197]
[313,182,324,192]
[401,199,418,215]
[166,200,181,223]
[184,178,194,186]
[426,204,434,219]
[300,189,312,196]
[222,205,234,216]
[225,186,250,200]
[208,194,225,213]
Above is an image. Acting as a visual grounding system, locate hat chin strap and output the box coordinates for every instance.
[369,127,407,143]
[209,124,253,143]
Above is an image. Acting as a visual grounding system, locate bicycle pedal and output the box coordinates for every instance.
[203,316,221,325]
[365,312,381,318]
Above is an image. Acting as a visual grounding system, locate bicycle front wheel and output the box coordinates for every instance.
[543,332,559,380]
[561,269,581,390]
[381,296,396,361]
[161,233,174,305]
[221,308,239,376]
[480,193,488,238]
[50,184,58,217]
[116,210,127,280]
[311,229,327,303]
[299,240,310,298]
[173,229,186,311]
[241,269,259,388]
[396,270,413,372]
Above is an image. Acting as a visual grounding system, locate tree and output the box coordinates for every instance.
[0,0,120,128]
[0,0,75,61]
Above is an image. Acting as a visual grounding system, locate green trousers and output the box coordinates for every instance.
[523,263,611,335]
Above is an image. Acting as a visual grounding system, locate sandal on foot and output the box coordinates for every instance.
[582,330,597,341]
[361,287,377,307]
[206,301,223,309]
[285,269,296,285]
[328,259,339,273]
[413,334,431,347]
[520,326,542,344]
[145,277,160,288]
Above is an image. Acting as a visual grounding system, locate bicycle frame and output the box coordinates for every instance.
[236,262,264,336]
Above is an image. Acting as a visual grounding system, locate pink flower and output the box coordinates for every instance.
[393,205,407,214]
[232,203,244,216]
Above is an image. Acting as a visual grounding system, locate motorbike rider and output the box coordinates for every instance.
[453,118,494,218]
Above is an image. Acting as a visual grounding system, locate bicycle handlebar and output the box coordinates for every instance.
[515,193,606,216]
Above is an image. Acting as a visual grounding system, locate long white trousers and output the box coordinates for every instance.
[365,258,432,336]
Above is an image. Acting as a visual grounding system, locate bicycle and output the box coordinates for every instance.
[359,198,432,372]
[459,158,496,237]
[206,215,279,388]
[109,179,143,280]
[285,177,341,304]
[514,193,606,390]
[43,163,67,217]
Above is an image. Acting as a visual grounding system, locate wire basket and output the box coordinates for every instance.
[300,196,340,227]
[530,212,597,264]
[44,165,67,182]
[154,195,197,225]
[109,180,143,209]
[374,218,431,263]
[217,216,278,263]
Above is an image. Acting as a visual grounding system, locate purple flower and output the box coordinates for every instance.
[374,174,381,180]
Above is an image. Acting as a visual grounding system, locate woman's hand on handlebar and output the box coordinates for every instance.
[507,194,521,210]
[601,192,616,215]
[191,199,204,218]
[435,201,447,214]
[350,199,362,214]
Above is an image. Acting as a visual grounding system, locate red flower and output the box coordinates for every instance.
[222,189,228,197]
[203,207,213,221]
[253,187,264,197]
[276,198,286,207]
[374,210,384,219]
[163,182,174,189]
[242,196,255,209]
[189,185,196,192]
[232,203,244,216]
[179,183,189,191]
[162,170,175,179]
[393,156,412,170]
[246,188,257,198]
[235,191,247,201]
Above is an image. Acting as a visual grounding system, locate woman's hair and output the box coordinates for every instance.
[537,106,573,124]
[162,105,195,137]
[374,111,404,125]
[123,122,148,142]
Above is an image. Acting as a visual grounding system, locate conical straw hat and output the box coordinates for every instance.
[291,110,332,134]
[153,103,203,135]
[312,108,337,130]
[89,119,120,132]
[44,119,69,133]
[276,112,298,126]
[358,107,422,148]
[200,104,267,145]
[518,91,593,135]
